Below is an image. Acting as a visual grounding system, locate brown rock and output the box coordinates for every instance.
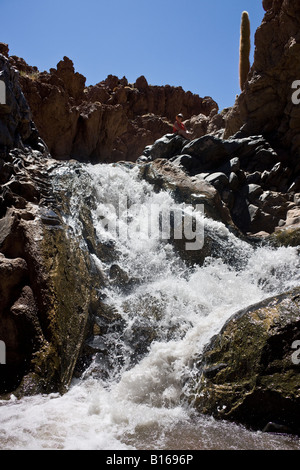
[140,158,234,228]
[54,56,85,102]
[0,253,28,309]
[0,54,36,151]
[112,114,173,161]
[224,0,300,159]
[134,75,148,91]
[13,54,218,162]
[285,207,300,226]
[0,43,9,57]
[262,0,273,11]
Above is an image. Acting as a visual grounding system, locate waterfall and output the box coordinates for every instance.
[1,161,300,450]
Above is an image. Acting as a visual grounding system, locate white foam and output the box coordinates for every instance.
[1,162,299,450]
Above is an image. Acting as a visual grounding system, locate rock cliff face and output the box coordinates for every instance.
[8,53,217,163]
[0,50,43,154]
[225,0,300,159]
[0,52,104,396]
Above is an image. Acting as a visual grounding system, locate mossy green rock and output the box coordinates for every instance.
[267,225,300,248]
[188,287,300,434]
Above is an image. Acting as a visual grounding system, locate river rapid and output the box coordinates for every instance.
[1,162,300,450]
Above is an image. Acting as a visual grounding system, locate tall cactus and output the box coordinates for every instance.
[239,11,251,91]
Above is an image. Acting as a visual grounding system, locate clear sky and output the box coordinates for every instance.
[1,0,265,111]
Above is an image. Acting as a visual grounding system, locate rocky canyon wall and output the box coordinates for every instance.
[224,0,300,159]
[5,48,217,163]
[1,0,300,433]
[0,51,104,396]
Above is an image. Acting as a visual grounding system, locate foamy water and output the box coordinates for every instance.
[1,162,300,450]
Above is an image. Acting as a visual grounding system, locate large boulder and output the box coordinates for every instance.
[187,286,300,435]
[139,158,233,228]
[0,151,100,396]
[139,133,188,161]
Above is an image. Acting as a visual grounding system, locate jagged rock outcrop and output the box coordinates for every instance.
[187,287,300,435]
[8,54,217,163]
[0,53,45,154]
[224,0,300,159]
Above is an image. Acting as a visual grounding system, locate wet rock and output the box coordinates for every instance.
[0,63,106,396]
[141,134,187,161]
[182,135,230,171]
[39,208,61,227]
[205,172,229,192]
[140,158,233,229]
[0,253,28,310]
[139,158,245,266]
[262,422,293,435]
[268,224,300,248]
[187,287,300,435]
[169,154,201,173]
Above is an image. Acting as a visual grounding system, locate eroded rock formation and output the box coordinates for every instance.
[0,53,104,396]
[224,0,300,159]
[8,54,217,163]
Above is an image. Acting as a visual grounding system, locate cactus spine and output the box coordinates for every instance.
[239,11,251,91]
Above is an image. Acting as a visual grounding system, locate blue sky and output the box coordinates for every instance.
[1,0,264,111]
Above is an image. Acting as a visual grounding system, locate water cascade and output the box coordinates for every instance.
[1,161,300,450]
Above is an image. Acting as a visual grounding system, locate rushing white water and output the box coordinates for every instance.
[1,162,300,450]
